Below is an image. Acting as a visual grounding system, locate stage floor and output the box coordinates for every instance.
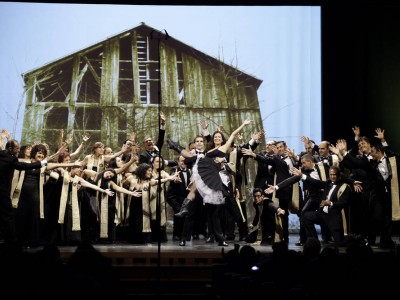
[30,232,396,265]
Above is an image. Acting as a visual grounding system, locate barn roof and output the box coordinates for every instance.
[22,22,262,89]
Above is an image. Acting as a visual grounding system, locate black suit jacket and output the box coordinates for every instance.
[166,167,191,212]
[139,128,166,164]
[0,151,42,196]
[253,154,292,200]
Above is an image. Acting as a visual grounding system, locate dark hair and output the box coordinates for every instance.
[58,151,71,163]
[372,143,384,153]
[252,187,265,196]
[276,141,287,147]
[18,144,32,158]
[193,135,204,143]
[134,163,152,180]
[108,157,118,169]
[208,131,227,149]
[30,144,48,159]
[96,168,117,188]
[150,155,165,170]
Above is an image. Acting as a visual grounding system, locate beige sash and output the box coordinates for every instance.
[289,182,300,214]
[126,176,139,226]
[337,183,350,236]
[149,171,167,227]
[114,173,124,225]
[58,172,81,231]
[39,166,46,219]
[332,155,339,167]
[272,174,283,242]
[228,149,237,191]
[229,149,245,221]
[58,171,71,224]
[389,156,400,220]
[316,162,327,182]
[99,181,111,238]
[11,169,25,208]
[142,182,151,232]
[71,177,81,231]
[87,155,105,173]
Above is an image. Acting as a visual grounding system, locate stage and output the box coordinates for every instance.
[8,233,399,299]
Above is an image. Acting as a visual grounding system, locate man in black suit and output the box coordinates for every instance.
[248,140,276,244]
[265,154,329,246]
[139,112,177,168]
[243,140,301,244]
[0,139,47,245]
[166,155,191,242]
[169,134,208,246]
[370,143,396,248]
[302,166,352,245]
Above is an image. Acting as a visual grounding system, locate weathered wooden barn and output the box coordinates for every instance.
[21,22,263,202]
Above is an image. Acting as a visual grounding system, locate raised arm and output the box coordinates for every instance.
[70,133,90,160]
[76,175,115,196]
[219,119,252,153]
[109,181,142,197]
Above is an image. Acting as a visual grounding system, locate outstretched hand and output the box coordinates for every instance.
[264,185,275,195]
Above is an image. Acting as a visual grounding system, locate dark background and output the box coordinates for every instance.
[322,0,400,151]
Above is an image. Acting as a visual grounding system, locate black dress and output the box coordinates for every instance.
[15,168,43,246]
[193,148,226,205]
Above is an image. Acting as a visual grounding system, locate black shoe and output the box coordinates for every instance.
[218,241,228,247]
[175,198,190,218]
[175,209,189,218]
[179,240,186,246]
[167,138,185,154]
[206,237,215,243]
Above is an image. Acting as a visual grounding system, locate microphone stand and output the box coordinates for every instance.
[150,28,170,294]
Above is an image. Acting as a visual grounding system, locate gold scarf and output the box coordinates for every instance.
[142,181,151,232]
[39,166,46,219]
[114,173,125,226]
[316,162,327,182]
[86,154,105,174]
[99,181,111,238]
[389,156,400,220]
[11,170,25,208]
[337,183,350,236]
[10,159,31,208]
[58,172,81,231]
[149,170,167,227]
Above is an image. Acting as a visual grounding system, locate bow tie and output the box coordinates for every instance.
[196,151,204,154]
[180,168,188,172]
[281,156,288,160]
